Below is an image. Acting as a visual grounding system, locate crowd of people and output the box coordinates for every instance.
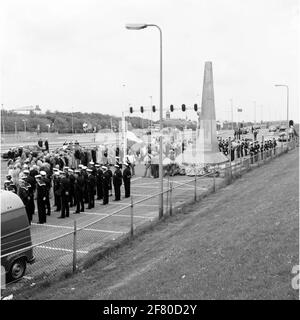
[218,137,278,162]
[3,140,134,225]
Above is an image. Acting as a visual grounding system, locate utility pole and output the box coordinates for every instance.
[1,104,5,135]
[230,99,233,130]
[253,101,256,125]
[71,107,74,134]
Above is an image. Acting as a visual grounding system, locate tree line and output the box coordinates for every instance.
[0,110,198,133]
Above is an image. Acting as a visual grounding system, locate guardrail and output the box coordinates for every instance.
[1,138,297,295]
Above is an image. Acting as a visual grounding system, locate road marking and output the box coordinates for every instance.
[131,177,142,183]
[83,211,153,219]
[36,245,88,254]
[32,222,124,234]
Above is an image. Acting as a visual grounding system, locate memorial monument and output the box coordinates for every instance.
[176,61,228,170]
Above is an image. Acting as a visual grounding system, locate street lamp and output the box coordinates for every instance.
[253,101,256,125]
[274,84,289,127]
[22,119,27,133]
[126,23,164,219]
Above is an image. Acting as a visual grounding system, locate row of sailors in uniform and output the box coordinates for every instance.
[4,161,132,225]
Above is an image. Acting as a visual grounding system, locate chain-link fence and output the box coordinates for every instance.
[1,140,297,297]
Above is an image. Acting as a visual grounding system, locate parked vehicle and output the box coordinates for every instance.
[279,126,287,132]
[241,128,249,134]
[269,126,277,132]
[2,144,43,160]
[278,132,288,142]
[1,190,35,282]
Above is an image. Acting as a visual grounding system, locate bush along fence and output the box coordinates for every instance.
[0,138,297,297]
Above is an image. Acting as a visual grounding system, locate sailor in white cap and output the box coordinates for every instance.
[122,161,132,198]
[40,171,51,216]
[73,169,85,213]
[18,176,32,224]
[53,169,61,212]
[95,164,103,200]
[22,169,36,217]
[35,174,47,224]
[80,166,89,204]
[106,164,113,197]
[102,164,110,205]
[113,164,122,201]
[115,156,122,170]
[87,167,96,209]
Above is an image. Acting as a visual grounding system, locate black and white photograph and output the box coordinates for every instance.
[0,0,299,305]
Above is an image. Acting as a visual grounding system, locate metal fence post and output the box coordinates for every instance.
[194,174,197,201]
[213,167,216,192]
[73,220,77,273]
[166,176,170,214]
[130,196,134,238]
[169,182,173,216]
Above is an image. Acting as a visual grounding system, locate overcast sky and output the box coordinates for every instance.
[1,0,299,123]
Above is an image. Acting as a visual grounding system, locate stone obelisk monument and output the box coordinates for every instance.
[176,61,228,166]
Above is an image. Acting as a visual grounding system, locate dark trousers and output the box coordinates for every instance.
[56,195,61,211]
[84,187,89,203]
[124,181,130,198]
[114,183,121,200]
[97,182,103,199]
[109,181,112,195]
[45,193,51,215]
[61,195,69,217]
[88,190,95,209]
[28,195,35,217]
[37,198,46,223]
[75,193,84,212]
[25,205,32,224]
[103,187,109,205]
[69,190,74,207]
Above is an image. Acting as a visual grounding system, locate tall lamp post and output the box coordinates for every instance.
[274,84,289,127]
[253,101,256,125]
[126,23,164,219]
[22,119,27,133]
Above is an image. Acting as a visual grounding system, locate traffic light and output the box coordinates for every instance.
[170,104,174,112]
[181,104,186,112]
[194,104,198,111]
[152,105,156,112]
[140,106,144,113]
[129,107,133,113]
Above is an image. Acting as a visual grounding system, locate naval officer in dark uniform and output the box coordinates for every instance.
[102,166,110,205]
[113,164,122,201]
[74,169,85,213]
[122,163,132,198]
[36,174,47,224]
[95,164,103,200]
[87,168,96,209]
